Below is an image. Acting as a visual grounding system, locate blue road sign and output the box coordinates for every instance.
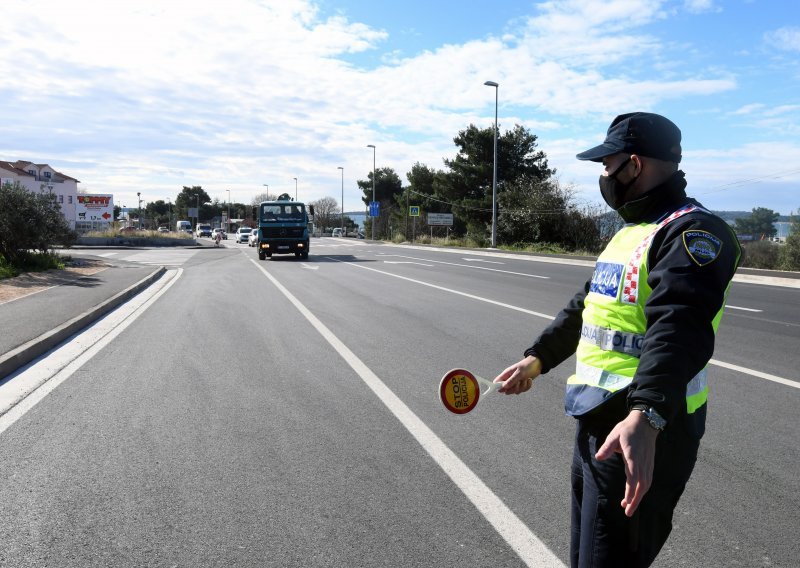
[369,201,380,217]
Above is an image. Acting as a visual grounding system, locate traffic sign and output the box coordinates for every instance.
[427,213,453,226]
[409,206,420,217]
[439,368,500,414]
[369,201,380,217]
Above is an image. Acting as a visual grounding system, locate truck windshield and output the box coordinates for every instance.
[261,204,305,222]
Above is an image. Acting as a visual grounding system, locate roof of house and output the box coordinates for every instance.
[2,159,80,183]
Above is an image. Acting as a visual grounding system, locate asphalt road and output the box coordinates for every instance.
[0,238,797,567]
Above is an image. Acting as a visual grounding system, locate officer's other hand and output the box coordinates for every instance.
[595,411,659,517]
[494,355,541,395]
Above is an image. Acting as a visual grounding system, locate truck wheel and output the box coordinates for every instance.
[258,251,266,260]
[301,251,309,259]
[295,252,301,258]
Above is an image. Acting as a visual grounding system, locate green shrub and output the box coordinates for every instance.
[779,234,800,271]
[740,240,780,269]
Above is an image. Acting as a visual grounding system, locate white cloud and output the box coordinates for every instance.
[683,0,721,14]
[765,26,800,52]
[0,0,796,214]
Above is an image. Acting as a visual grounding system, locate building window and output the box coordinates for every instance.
[28,170,35,176]
[58,194,63,203]
[68,195,73,204]
[44,171,51,178]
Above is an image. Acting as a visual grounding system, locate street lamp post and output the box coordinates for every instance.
[226,190,231,233]
[195,194,199,230]
[484,80,499,248]
[167,198,172,230]
[367,144,376,240]
[137,192,142,230]
[337,166,344,234]
[293,177,298,201]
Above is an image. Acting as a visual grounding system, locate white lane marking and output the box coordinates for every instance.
[327,257,555,320]
[383,261,434,266]
[250,258,564,567]
[463,258,504,264]
[0,269,182,434]
[301,263,319,270]
[725,305,763,313]
[709,359,799,389]
[330,258,799,389]
[378,254,548,279]
[93,252,119,257]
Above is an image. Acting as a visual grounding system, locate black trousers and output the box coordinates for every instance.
[570,418,700,568]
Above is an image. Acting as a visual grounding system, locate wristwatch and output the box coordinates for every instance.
[631,404,667,431]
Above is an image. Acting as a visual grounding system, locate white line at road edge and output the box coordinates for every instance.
[250,259,564,568]
[709,359,800,389]
[0,269,182,435]
[328,257,799,389]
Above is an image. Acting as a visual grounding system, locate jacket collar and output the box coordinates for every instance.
[616,171,688,224]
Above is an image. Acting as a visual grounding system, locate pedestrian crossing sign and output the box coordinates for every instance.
[409,206,420,217]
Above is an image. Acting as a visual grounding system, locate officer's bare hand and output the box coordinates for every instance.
[595,410,660,517]
[494,355,542,395]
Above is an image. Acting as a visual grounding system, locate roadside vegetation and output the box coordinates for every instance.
[83,228,193,239]
[738,211,800,271]
[0,181,76,280]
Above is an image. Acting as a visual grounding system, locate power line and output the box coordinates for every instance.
[697,168,800,196]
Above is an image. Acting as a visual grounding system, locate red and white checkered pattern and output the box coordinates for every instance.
[621,205,698,304]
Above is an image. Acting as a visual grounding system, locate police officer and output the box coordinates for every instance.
[494,112,741,567]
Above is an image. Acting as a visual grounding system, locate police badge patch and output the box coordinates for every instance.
[682,230,722,266]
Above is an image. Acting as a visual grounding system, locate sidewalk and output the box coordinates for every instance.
[0,257,165,379]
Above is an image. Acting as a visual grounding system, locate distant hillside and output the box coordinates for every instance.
[712,211,750,223]
[713,211,793,223]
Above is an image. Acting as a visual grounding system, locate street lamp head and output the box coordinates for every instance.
[484,80,498,87]
[367,144,375,149]
[337,166,343,171]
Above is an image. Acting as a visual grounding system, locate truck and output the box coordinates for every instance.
[176,220,192,234]
[254,194,314,260]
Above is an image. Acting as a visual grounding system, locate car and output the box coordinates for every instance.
[248,228,260,247]
[235,227,252,244]
[357,230,365,239]
[212,228,227,240]
[119,226,139,234]
[157,226,169,233]
[196,223,212,238]
[332,228,343,237]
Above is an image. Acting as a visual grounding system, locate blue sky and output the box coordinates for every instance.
[2,0,799,215]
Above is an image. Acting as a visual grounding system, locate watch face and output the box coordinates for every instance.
[646,408,667,430]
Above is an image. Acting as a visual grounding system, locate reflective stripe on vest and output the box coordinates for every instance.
[566,203,723,417]
[580,323,645,357]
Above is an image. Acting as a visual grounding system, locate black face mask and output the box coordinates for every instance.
[599,158,638,210]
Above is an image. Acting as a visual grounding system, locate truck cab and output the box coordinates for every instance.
[255,194,314,260]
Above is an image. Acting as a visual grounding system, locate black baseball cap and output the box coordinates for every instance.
[576,112,682,163]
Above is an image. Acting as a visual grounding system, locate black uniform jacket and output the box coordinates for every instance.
[525,172,741,437]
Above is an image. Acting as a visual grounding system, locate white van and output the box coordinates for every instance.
[332,228,343,237]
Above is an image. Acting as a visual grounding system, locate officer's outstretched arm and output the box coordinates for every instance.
[494,355,542,395]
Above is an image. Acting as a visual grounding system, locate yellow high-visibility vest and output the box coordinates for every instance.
[565,205,734,416]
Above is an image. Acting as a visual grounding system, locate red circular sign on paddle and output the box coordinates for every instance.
[439,368,481,414]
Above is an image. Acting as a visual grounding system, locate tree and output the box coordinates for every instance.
[435,123,555,240]
[779,210,800,271]
[0,181,76,264]
[734,207,779,239]
[310,196,340,232]
[251,191,278,206]
[175,186,211,222]
[358,167,403,238]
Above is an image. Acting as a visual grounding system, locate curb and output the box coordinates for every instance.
[0,266,167,380]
